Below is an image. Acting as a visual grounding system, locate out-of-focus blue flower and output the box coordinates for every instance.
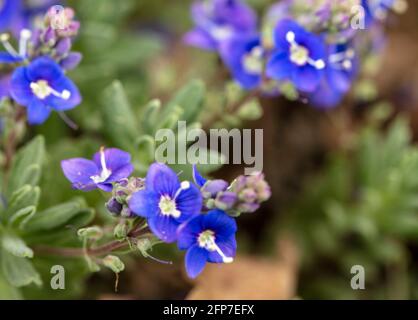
[0,0,57,35]
[129,163,203,243]
[0,74,11,99]
[10,56,81,124]
[266,19,326,93]
[219,35,263,89]
[0,0,20,33]
[362,0,407,24]
[177,209,237,278]
[61,147,134,192]
[184,0,257,51]
[308,44,358,109]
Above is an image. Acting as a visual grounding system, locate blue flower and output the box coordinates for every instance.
[0,0,20,33]
[266,19,326,92]
[184,0,257,51]
[177,209,237,278]
[362,0,406,24]
[129,163,203,243]
[308,44,358,109]
[219,35,263,89]
[10,56,81,124]
[61,147,134,192]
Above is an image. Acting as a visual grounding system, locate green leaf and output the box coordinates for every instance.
[160,80,205,124]
[3,185,40,222]
[1,249,42,287]
[7,136,45,197]
[24,199,92,233]
[2,233,33,258]
[141,99,161,135]
[101,80,139,151]
[0,271,22,299]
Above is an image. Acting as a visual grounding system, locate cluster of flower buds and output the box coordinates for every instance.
[32,6,81,71]
[105,177,145,218]
[198,171,271,216]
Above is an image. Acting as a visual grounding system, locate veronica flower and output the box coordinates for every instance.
[61,147,134,192]
[266,19,326,92]
[0,0,20,33]
[129,163,202,243]
[177,209,237,278]
[362,0,407,23]
[219,35,264,89]
[10,56,81,124]
[308,44,358,109]
[184,0,257,51]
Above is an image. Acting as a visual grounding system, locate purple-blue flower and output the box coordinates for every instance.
[61,147,134,192]
[129,163,203,243]
[0,74,11,99]
[184,0,257,51]
[362,0,405,24]
[177,209,237,278]
[0,0,20,32]
[10,56,81,124]
[308,44,358,109]
[266,19,326,92]
[219,35,263,89]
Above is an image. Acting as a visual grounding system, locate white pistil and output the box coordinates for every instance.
[286,31,325,70]
[90,147,112,184]
[30,80,71,100]
[0,33,19,57]
[198,230,234,264]
[19,29,31,57]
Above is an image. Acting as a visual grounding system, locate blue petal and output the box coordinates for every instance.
[273,19,306,52]
[266,50,294,81]
[207,236,237,263]
[202,209,237,237]
[0,52,23,64]
[177,216,203,250]
[129,189,159,218]
[26,57,64,82]
[176,183,203,222]
[185,245,208,278]
[148,214,180,243]
[146,162,180,196]
[10,66,33,106]
[61,158,99,191]
[26,99,51,125]
[292,65,322,92]
[183,28,217,51]
[97,183,113,192]
[93,148,133,183]
[46,75,81,111]
[192,165,207,187]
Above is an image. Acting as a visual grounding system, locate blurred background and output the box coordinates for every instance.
[4,0,418,299]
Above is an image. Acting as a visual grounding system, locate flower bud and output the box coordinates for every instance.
[201,179,229,198]
[103,255,125,273]
[55,38,72,56]
[105,197,123,216]
[214,191,237,211]
[77,226,103,241]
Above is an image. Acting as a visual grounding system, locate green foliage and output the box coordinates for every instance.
[289,115,418,299]
[0,136,94,299]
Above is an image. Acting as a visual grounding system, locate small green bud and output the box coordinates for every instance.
[77,226,104,241]
[103,255,125,273]
[114,222,129,240]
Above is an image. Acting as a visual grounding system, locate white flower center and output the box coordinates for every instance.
[198,229,233,263]
[30,79,71,100]
[90,148,112,184]
[159,195,181,218]
[242,46,264,75]
[286,31,325,70]
[211,25,233,41]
